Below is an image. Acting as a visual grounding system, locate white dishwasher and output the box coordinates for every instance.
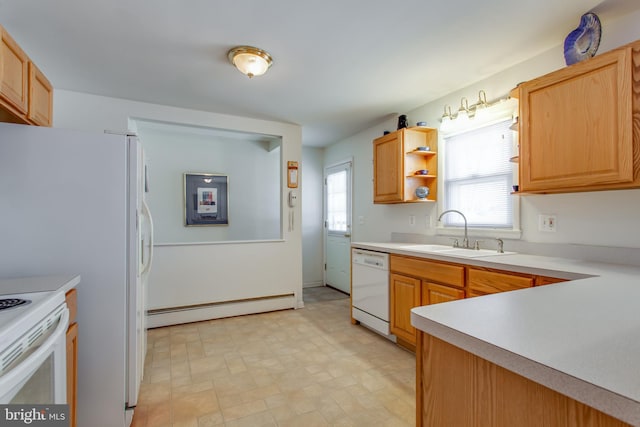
[351,249,393,339]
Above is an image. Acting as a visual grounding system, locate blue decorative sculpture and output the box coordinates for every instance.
[564,13,602,66]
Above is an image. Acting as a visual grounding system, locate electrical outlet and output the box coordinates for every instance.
[358,216,365,225]
[538,214,557,232]
[425,215,432,228]
[409,215,416,226]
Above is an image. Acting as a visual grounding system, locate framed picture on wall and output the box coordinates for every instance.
[184,173,229,226]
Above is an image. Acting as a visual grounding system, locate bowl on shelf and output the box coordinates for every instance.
[416,121,427,127]
[416,146,430,152]
[414,169,429,175]
[415,186,430,199]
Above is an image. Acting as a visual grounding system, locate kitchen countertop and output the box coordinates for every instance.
[0,274,80,295]
[352,241,640,426]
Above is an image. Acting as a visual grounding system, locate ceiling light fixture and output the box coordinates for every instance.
[227,46,273,78]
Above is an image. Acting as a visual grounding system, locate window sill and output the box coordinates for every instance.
[435,226,522,240]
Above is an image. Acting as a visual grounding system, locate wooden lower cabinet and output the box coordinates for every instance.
[388,254,566,351]
[66,322,78,427]
[390,255,466,347]
[65,289,78,427]
[417,333,631,427]
[390,273,420,345]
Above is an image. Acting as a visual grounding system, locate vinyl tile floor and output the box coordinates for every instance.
[301,286,349,303]
[132,295,415,427]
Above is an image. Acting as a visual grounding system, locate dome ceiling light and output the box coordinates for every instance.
[227,46,273,78]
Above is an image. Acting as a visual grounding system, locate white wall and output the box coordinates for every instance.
[54,90,304,318]
[135,122,281,243]
[326,6,640,251]
[302,147,324,287]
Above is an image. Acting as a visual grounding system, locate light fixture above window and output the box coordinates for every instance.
[227,46,273,78]
[439,90,517,133]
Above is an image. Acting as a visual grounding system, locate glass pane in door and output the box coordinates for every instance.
[327,170,347,233]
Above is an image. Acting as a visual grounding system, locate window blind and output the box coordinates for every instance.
[443,119,513,228]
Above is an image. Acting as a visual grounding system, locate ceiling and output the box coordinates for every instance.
[0,0,636,147]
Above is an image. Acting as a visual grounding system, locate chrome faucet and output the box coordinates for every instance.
[438,209,470,249]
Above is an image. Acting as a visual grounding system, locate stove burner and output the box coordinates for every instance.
[0,298,31,311]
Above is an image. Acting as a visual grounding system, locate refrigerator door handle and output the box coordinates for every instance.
[141,199,154,276]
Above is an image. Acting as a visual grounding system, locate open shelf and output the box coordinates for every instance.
[407,198,436,203]
[407,150,436,156]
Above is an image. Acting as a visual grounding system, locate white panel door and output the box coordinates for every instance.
[324,161,352,294]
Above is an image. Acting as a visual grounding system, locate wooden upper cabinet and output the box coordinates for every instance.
[373,131,403,202]
[0,25,29,116]
[518,40,640,193]
[0,24,53,126]
[373,127,438,203]
[28,62,53,126]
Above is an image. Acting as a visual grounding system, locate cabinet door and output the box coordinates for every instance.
[390,273,420,344]
[373,132,403,202]
[421,282,464,306]
[28,62,53,126]
[519,47,634,192]
[0,26,29,115]
[66,322,78,427]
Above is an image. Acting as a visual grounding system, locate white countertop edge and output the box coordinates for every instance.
[0,274,80,295]
[411,311,640,426]
[59,275,80,294]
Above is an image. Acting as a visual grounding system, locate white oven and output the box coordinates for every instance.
[0,291,68,404]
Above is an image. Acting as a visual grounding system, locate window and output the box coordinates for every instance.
[326,166,350,233]
[442,119,515,230]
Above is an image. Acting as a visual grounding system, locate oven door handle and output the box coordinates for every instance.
[0,307,69,404]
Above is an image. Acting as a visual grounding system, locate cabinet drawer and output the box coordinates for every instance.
[422,282,465,305]
[390,255,464,287]
[467,268,533,294]
[535,276,567,286]
[65,288,77,325]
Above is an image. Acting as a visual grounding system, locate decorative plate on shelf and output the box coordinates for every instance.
[563,12,601,66]
[415,186,430,200]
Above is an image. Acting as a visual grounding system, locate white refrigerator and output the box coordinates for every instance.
[0,122,153,427]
